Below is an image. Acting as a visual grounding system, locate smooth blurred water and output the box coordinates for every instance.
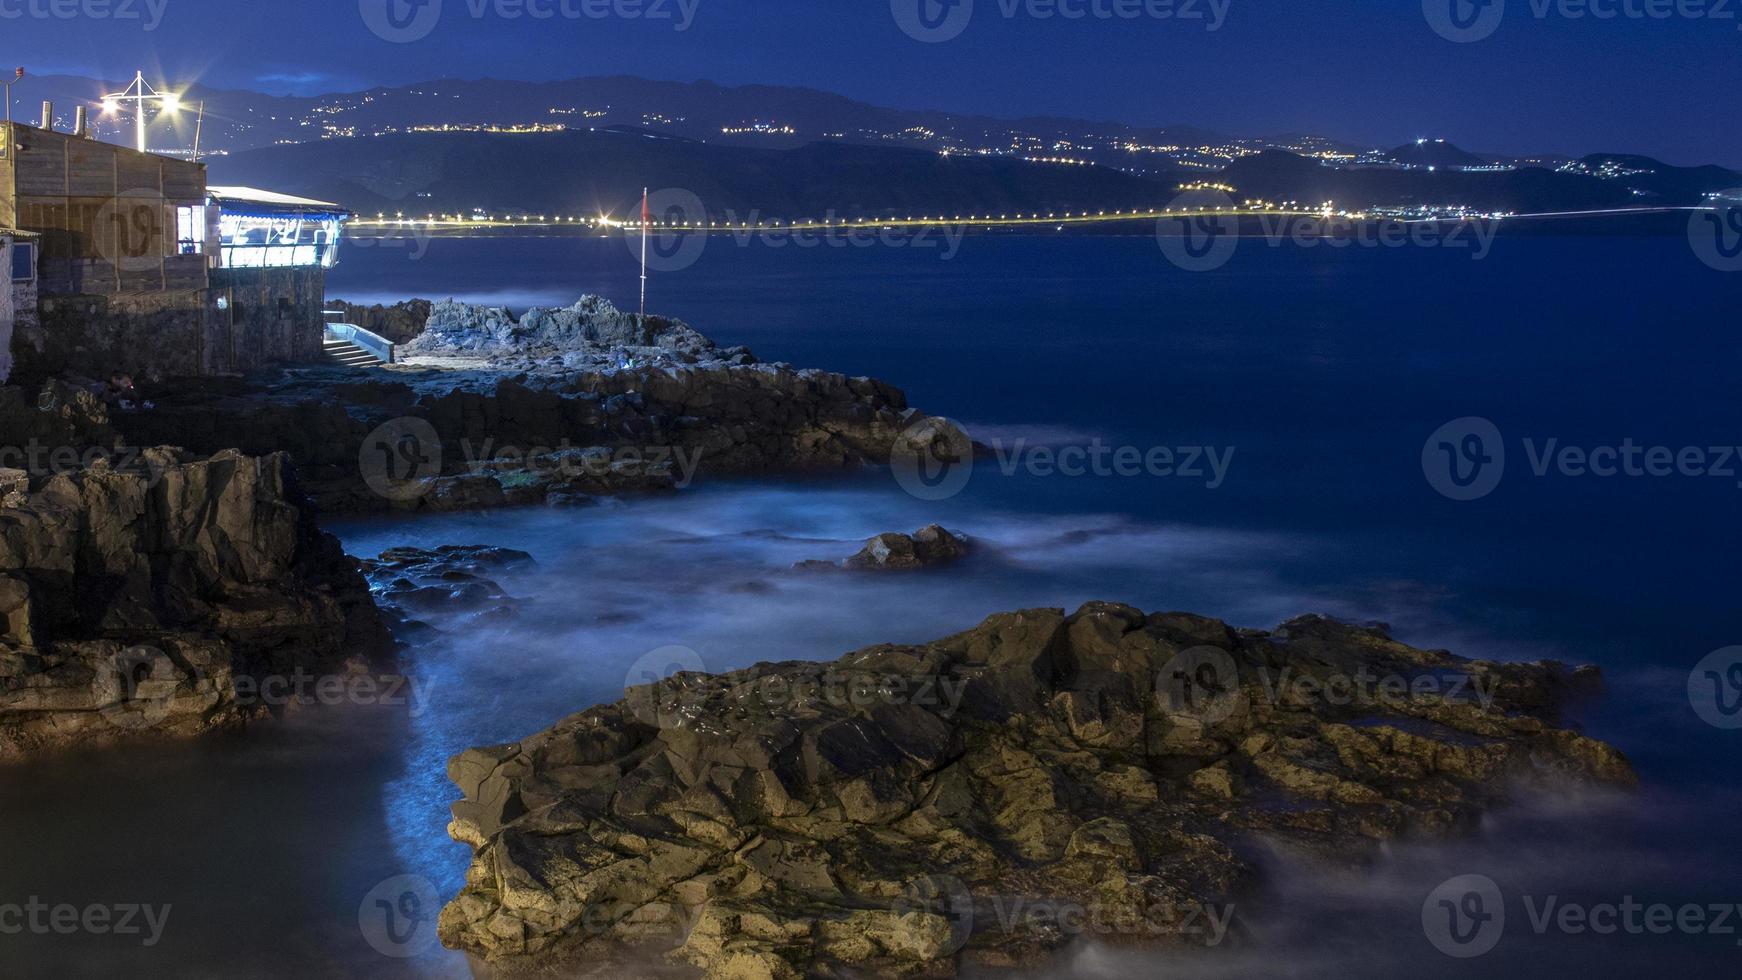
[1,234,1737,978]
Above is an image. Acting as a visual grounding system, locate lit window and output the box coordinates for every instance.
[177,206,207,256]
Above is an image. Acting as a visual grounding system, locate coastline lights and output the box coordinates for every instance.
[99,71,184,153]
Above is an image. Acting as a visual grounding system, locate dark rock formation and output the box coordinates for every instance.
[799,525,972,573]
[361,545,533,624]
[436,605,1633,978]
[845,525,969,571]
[110,347,937,515]
[326,298,435,345]
[0,449,391,758]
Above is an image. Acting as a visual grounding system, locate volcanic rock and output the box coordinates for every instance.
[0,449,391,758]
[436,604,1633,977]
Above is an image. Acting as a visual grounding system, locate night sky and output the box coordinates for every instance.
[5,0,1738,166]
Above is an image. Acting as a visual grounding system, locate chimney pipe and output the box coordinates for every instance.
[39,100,51,130]
[73,106,87,137]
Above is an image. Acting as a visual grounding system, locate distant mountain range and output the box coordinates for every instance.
[13,74,1738,222]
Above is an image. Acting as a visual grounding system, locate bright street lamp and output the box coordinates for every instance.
[99,70,183,153]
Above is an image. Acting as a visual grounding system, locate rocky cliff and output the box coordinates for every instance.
[0,447,391,758]
[436,604,1632,978]
[112,302,934,514]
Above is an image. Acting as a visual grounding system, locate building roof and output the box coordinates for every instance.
[207,186,352,218]
[0,228,41,239]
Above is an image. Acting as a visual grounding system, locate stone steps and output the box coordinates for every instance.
[323,339,383,368]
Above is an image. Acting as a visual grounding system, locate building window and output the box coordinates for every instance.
[218,213,344,269]
[10,242,34,282]
[177,206,207,256]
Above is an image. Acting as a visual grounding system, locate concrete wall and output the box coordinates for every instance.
[20,290,212,382]
[210,267,328,373]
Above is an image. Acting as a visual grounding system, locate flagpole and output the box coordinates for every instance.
[639,187,649,323]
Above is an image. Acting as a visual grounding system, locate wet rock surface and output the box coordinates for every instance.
[0,450,391,758]
[798,525,972,573]
[362,545,534,626]
[436,604,1633,978]
[403,297,737,371]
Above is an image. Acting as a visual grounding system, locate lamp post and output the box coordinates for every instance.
[3,66,22,134]
[99,70,181,153]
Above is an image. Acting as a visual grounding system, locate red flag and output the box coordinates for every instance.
[641,189,651,229]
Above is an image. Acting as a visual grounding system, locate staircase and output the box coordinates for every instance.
[324,336,385,368]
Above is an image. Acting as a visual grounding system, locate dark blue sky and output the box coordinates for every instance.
[6,0,1738,165]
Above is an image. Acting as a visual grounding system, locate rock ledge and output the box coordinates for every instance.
[437,604,1632,977]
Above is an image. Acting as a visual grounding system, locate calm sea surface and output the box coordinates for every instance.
[2,233,1738,978]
